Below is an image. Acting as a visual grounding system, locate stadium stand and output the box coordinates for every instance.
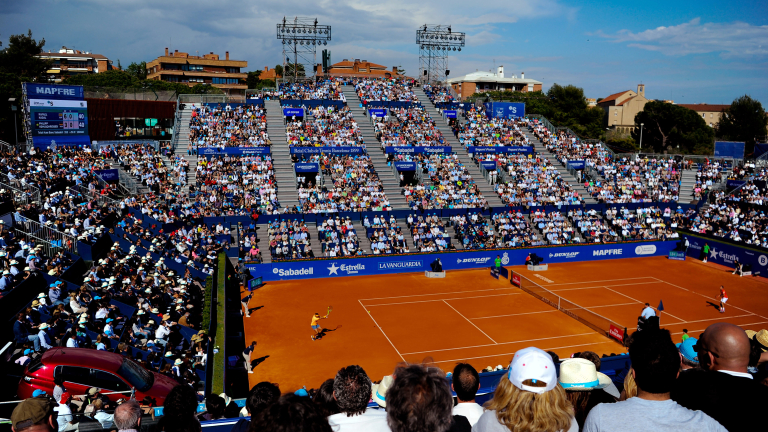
[188,103,269,149]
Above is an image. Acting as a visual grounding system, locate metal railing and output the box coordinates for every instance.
[177,94,246,105]
[529,114,556,134]
[0,181,38,205]
[13,214,77,254]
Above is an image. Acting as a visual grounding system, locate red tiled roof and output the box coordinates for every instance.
[615,96,638,106]
[600,90,631,104]
[678,104,729,112]
[38,52,109,60]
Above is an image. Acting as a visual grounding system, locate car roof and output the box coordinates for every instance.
[43,347,124,372]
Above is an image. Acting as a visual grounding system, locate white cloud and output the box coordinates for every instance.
[598,18,768,57]
[466,31,502,47]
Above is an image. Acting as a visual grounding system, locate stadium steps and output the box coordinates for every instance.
[412,87,505,209]
[306,223,321,257]
[352,219,372,254]
[173,105,196,195]
[525,213,550,245]
[522,129,598,205]
[340,85,410,210]
[265,100,300,209]
[678,169,698,204]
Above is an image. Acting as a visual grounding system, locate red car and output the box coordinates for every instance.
[17,348,178,405]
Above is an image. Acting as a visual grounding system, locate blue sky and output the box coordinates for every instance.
[1,0,766,104]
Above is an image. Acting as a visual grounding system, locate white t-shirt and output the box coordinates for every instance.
[453,402,484,426]
[328,407,391,432]
[582,397,726,432]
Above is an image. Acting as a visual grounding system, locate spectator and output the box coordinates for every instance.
[328,365,390,432]
[677,337,700,369]
[583,329,725,431]
[474,347,576,432]
[249,394,332,432]
[90,399,114,429]
[559,358,617,429]
[313,379,340,418]
[55,392,78,432]
[114,400,143,432]
[13,312,40,352]
[451,363,483,426]
[620,368,638,401]
[199,394,226,421]
[231,381,281,432]
[386,364,455,432]
[11,396,56,432]
[671,323,768,430]
[157,385,202,432]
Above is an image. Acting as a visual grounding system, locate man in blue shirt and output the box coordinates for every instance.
[13,313,40,352]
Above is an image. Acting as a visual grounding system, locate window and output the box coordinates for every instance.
[117,358,154,392]
[183,64,204,71]
[91,369,130,392]
[56,366,97,387]
[212,78,239,84]
[702,113,706,118]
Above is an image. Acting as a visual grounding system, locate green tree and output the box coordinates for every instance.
[715,95,768,156]
[257,79,275,89]
[631,101,714,154]
[190,83,224,94]
[117,59,122,70]
[125,61,147,80]
[246,70,262,89]
[0,30,51,144]
[397,65,406,76]
[274,64,284,78]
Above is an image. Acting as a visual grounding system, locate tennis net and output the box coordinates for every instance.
[516,274,627,343]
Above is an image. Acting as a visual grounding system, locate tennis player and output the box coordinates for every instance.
[719,286,728,313]
[310,312,327,341]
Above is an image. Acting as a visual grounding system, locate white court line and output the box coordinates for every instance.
[586,302,641,309]
[548,282,660,292]
[670,321,768,336]
[428,340,622,364]
[544,277,656,286]
[400,332,597,355]
[363,292,522,307]
[358,287,518,302]
[472,310,558,319]
[650,277,768,321]
[442,300,498,344]
[663,313,755,325]
[358,299,405,362]
[601,285,686,322]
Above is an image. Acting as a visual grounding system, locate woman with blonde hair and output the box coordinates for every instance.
[474,347,577,432]
[620,367,637,401]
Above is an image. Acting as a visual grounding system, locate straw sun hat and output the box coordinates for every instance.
[371,375,394,407]
[558,358,611,391]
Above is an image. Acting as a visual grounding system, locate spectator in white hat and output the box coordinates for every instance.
[559,358,617,429]
[474,347,577,431]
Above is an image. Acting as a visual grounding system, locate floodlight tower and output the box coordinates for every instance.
[277,17,332,82]
[416,24,465,84]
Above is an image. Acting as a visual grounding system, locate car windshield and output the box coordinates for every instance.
[116,357,154,392]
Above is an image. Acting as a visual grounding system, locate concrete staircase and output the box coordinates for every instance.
[264,100,300,210]
[412,86,505,208]
[678,169,698,204]
[340,85,410,209]
[171,105,197,195]
[352,219,371,254]
[520,128,598,204]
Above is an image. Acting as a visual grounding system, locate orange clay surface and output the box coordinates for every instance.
[242,256,768,391]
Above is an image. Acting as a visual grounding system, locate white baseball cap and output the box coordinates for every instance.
[508,347,557,394]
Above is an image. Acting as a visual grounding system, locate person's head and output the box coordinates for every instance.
[159,385,201,432]
[678,337,700,369]
[628,329,680,394]
[313,379,339,417]
[11,396,55,432]
[697,322,751,372]
[386,364,453,432]
[314,313,320,318]
[621,368,637,401]
[247,382,281,418]
[250,341,257,348]
[486,347,574,432]
[92,399,104,411]
[683,329,688,335]
[644,303,650,308]
[250,394,331,432]
[332,365,371,417]
[575,351,601,371]
[451,363,480,402]
[559,358,616,429]
[114,400,142,430]
[205,394,226,419]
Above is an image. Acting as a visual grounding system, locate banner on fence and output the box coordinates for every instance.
[467,146,533,155]
[511,273,521,287]
[369,109,387,117]
[444,110,457,119]
[394,162,416,171]
[290,146,365,155]
[609,324,625,342]
[714,141,745,159]
[295,163,319,172]
[481,161,497,170]
[198,147,271,156]
[567,160,586,170]
[247,241,675,281]
[683,233,768,276]
[384,146,452,154]
[483,102,526,119]
[24,83,84,100]
[96,169,119,182]
[668,250,686,261]
[283,108,305,117]
[726,180,747,189]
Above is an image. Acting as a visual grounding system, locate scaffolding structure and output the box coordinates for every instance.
[276,17,331,82]
[416,24,465,84]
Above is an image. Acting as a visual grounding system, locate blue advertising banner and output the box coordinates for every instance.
[198,147,271,156]
[714,141,745,159]
[567,160,586,170]
[755,144,768,159]
[289,146,365,155]
[668,250,686,261]
[96,169,119,182]
[295,163,319,172]
[384,146,452,154]
[32,135,91,148]
[245,98,264,105]
[283,108,305,117]
[683,232,767,276]
[24,83,85,100]
[394,162,416,171]
[726,180,747,189]
[483,102,526,119]
[444,110,457,119]
[369,109,387,117]
[481,161,497,170]
[247,241,675,281]
[467,146,533,155]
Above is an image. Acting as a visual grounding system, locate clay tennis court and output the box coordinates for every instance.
[242,256,768,391]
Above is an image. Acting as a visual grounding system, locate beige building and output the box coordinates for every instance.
[678,104,729,127]
[37,46,113,83]
[598,84,649,134]
[146,48,247,95]
[446,67,543,100]
[324,59,401,78]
